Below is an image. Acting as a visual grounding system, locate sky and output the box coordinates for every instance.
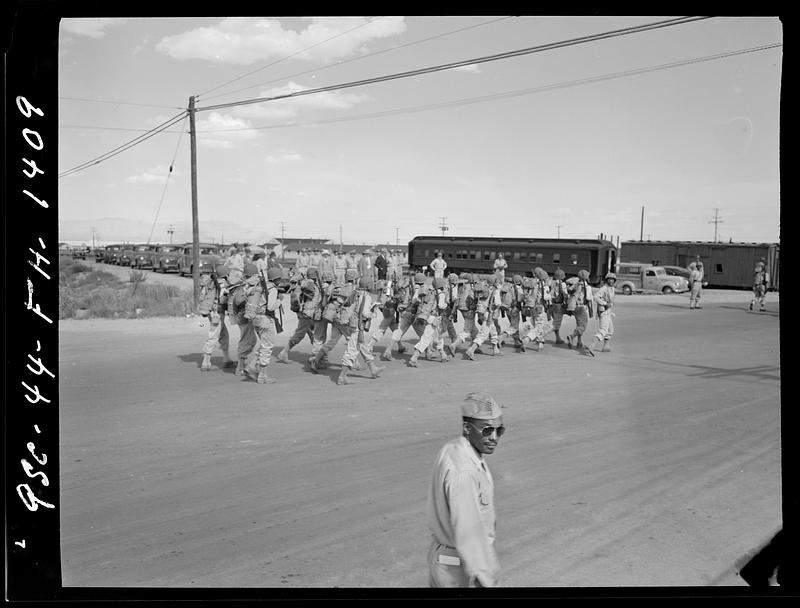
[57,15,783,247]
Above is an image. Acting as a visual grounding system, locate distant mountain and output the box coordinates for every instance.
[58,217,275,245]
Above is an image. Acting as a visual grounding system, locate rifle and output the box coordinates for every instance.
[357,288,368,344]
[258,269,283,333]
[515,281,527,322]
[541,279,552,321]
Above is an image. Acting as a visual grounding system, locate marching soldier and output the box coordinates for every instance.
[277,267,321,364]
[309,269,337,370]
[242,266,284,384]
[408,276,450,366]
[198,264,236,372]
[354,275,385,379]
[228,262,259,376]
[446,273,478,358]
[587,271,616,354]
[525,267,552,352]
[497,274,525,351]
[463,278,501,360]
[565,269,594,355]
[750,260,770,312]
[440,273,461,352]
[388,271,428,357]
[548,268,569,345]
[367,277,401,362]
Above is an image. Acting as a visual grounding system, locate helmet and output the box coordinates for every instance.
[414,272,426,285]
[215,265,230,278]
[460,273,472,284]
[605,272,617,280]
[512,274,523,284]
[433,276,447,289]
[448,273,459,285]
[345,268,360,281]
[267,267,283,281]
[359,276,374,290]
[553,269,566,280]
[494,275,504,286]
[243,263,258,277]
[522,276,534,289]
[533,267,547,280]
[321,270,335,283]
[577,269,590,281]
[306,267,319,280]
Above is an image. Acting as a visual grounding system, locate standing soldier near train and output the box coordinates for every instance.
[333,250,347,285]
[198,264,236,372]
[688,258,705,310]
[318,249,335,278]
[587,272,616,354]
[750,259,770,312]
[294,247,310,279]
[277,267,322,365]
[565,269,594,355]
[430,251,447,279]
[242,266,284,384]
[493,252,508,283]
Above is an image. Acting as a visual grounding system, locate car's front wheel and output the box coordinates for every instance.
[622,285,632,295]
[662,286,675,294]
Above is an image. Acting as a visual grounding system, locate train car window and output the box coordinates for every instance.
[552,253,561,263]
[505,251,512,260]
[534,253,543,263]
[470,250,479,260]
[446,251,453,258]
[714,263,723,274]
[570,253,579,265]
[483,251,493,261]
[424,249,430,258]
[513,252,520,261]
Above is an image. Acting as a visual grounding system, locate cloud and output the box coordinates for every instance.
[155,17,406,65]
[61,18,128,39]
[196,112,261,149]
[127,164,182,184]
[234,81,368,120]
[266,152,303,163]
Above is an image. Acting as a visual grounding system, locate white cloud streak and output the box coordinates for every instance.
[61,18,128,39]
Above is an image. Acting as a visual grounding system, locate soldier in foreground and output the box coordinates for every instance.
[565,269,594,355]
[198,264,236,372]
[408,276,450,366]
[463,278,501,360]
[548,268,569,345]
[587,271,616,354]
[277,267,321,365]
[688,259,705,310]
[228,262,259,376]
[426,392,504,588]
[750,259,770,312]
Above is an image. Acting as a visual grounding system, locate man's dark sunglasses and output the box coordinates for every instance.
[465,419,506,438]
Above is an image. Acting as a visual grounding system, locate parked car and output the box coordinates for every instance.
[151,244,184,273]
[178,244,222,276]
[124,243,156,269]
[93,248,105,262]
[102,244,124,264]
[71,246,88,260]
[614,263,689,295]
[662,265,692,280]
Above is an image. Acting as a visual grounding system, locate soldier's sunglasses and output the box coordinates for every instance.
[465,419,506,438]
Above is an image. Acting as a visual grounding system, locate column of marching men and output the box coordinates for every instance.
[196,244,620,385]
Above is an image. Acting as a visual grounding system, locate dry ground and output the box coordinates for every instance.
[58,286,781,590]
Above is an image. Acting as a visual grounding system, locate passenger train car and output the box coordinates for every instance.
[408,236,618,285]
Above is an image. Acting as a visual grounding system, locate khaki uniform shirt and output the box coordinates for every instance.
[427,436,500,586]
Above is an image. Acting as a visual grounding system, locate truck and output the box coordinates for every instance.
[614,263,689,295]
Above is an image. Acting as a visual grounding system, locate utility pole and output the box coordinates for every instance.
[555,225,563,239]
[339,224,343,250]
[280,221,286,261]
[91,226,96,250]
[167,224,174,244]
[188,96,200,307]
[709,208,723,242]
[640,206,644,241]
[438,216,449,237]
[395,227,399,247]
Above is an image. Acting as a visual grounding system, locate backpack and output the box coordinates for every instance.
[289,283,302,313]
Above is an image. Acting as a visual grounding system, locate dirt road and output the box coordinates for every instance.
[58,288,781,588]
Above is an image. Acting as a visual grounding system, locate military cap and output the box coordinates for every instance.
[605,272,617,280]
[414,272,426,285]
[565,276,579,286]
[512,274,523,284]
[461,392,503,421]
[359,276,374,290]
[243,262,258,277]
[553,268,566,280]
[433,276,447,289]
[214,265,230,278]
[306,267,319,279]
[349,249,357,254]
[577,269,590,281]
[345,268,360,281]
[267,267,283,281]
[321,249,331,256]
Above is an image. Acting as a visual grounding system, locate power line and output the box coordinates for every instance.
[200,16,516,102]
[195,17,711,113]
[58,111,188,179]
[59,96,185,110]
[146,115,189,245]
[193,43,780,133]
[195,17,387,99]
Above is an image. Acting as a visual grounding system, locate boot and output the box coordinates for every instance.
[439,349,450,363]
[337,365,352,385]
[554,330,565,345]
[277,346,290,364]
[465,343,477,361]
[380,347,394,362]
[446,337,462,358]
[351,358,364,371]
[367,361,384,378]
[520,337,529,352]
[223,352,236,369]
[749,300,754,311]
[584,337,600,357]
[408,350,421,367]
[257,365,276,384]
[200,354,212,371]
[602,339,611,352]
[397,342,407,354]
[493,343,504,356]
[309,354,321,374]
[536,341,544,351]
[235,357,247,376]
